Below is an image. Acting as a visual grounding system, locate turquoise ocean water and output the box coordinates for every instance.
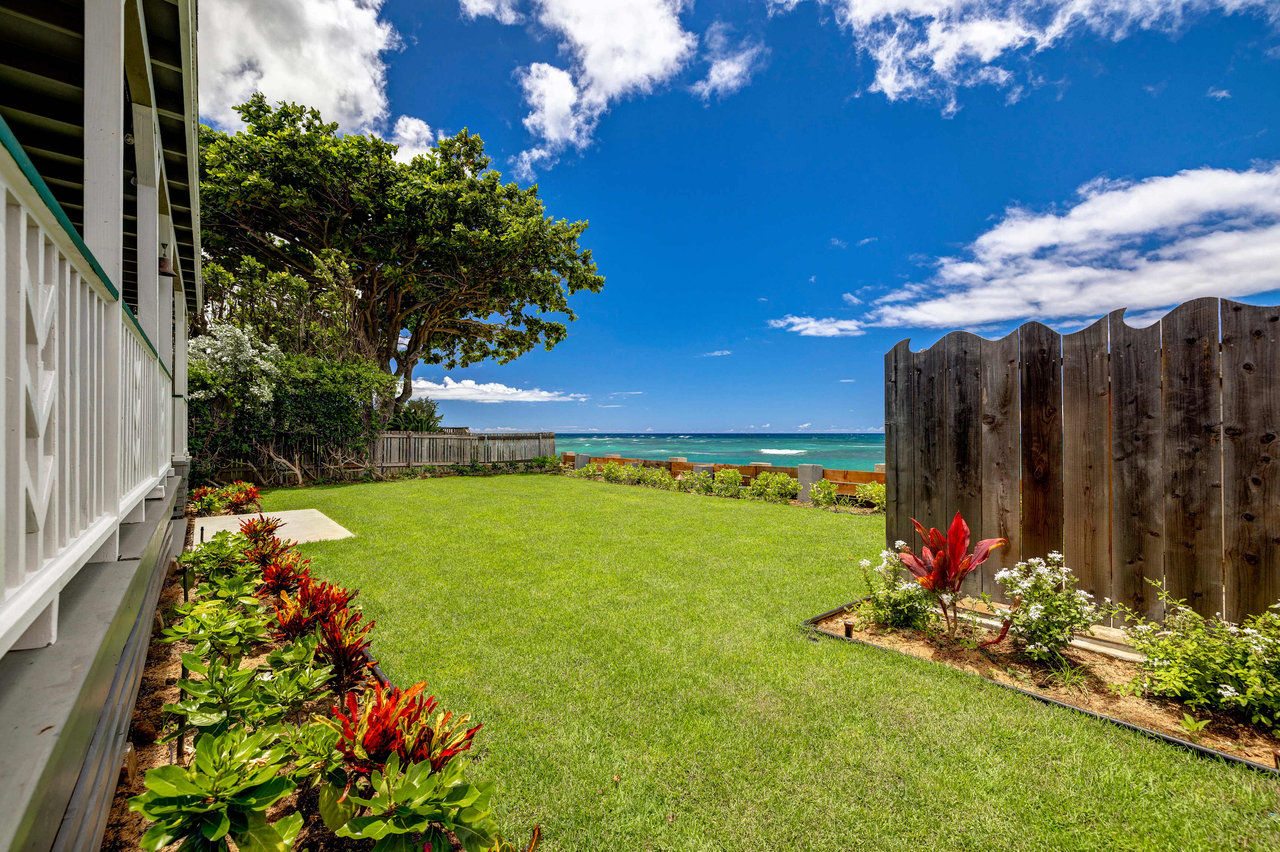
[555,433,885,471]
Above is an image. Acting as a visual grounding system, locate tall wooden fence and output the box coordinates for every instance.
[373,432,556,468]
[885,298,1280,622]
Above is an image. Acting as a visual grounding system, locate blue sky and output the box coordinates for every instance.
[199,0,1280,433]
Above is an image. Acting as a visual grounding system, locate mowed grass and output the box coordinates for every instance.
[264,476,1280,851]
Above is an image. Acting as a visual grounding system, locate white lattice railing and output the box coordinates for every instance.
[0,140,176,659]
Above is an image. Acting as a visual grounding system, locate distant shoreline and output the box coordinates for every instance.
[554,433,885,472]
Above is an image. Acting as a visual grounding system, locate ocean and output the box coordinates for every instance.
[554,433,885,472]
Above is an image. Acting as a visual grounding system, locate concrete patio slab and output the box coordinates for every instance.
[194,509,354,544]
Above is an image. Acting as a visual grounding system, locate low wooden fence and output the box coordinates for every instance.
[220,431,556,483]
[374,432,556,468]
[560,453,885,495]
[885,297,1280,621]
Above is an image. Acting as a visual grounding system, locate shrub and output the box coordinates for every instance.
[712,468,743,498]
[808,478,838,508]
[637,466,676,490]
[854,551,938,631]
[239,513,284,544]
[129,729,301,852]
[274,578,359,640]
[854,481,887,512]
[992,552,1102,663]
[680,470,714,495]
[316,607,375,689]
[600,462,627,483]
[1120,585,1280,732]
[897,512,1006,637]
[328,681,482,779]
[259,551,313,597]
[746,470,799,503]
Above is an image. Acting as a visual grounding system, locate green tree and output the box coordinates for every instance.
[199,95,604,408]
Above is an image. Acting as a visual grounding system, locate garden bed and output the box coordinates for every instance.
[806,602,1280,774]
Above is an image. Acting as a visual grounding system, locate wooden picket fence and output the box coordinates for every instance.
[884,297,1280,622]
[374,432,556,468]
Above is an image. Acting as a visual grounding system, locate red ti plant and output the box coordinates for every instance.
[897,512,1007,637]
[273,577,358,640]
[316,607,375,689]
[258,551,312,598]
[330,681,482,783]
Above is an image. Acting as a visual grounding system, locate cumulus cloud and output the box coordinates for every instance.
[464,0,696,177]
[768,0,1277,111]
[767,315,866,337]
[200,0,399,132]
[866,163,1280,328]
[410,377,588,403]
[692,22,769,101]
[701,349,733,356]
[797,422,812,429]
[389,116,440,163]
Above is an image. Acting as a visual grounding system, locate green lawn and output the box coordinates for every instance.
[265,475,1280,851]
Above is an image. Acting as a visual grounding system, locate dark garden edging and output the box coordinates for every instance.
[803,602,1280,777]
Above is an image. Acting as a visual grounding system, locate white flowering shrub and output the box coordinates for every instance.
[808,479,838,508]
[853,550,937,631]
[188,322,284,407]
[1122,585,1280,732]
[993,553,1100,663]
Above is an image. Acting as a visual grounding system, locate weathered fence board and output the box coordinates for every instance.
[886,297,1280,621]
[978,331,1020,600]
[945,332,985,596]
[1109,311,1164,619]
[885,340,915,550]
[913,342,947,533]
[1222,300,1280,622]
[1062,317,1112,602]
[1161,298,1223,616]
[1020,322,1064,560]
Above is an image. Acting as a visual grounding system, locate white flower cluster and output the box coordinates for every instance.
[188,322,285,405]
[1218,684,1240,699]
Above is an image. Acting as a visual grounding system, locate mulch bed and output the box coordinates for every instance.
[811,609,1280,770]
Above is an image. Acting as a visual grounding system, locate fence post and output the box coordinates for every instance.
[797,464,824,502]
[574,454,592,471]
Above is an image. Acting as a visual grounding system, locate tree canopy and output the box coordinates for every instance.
[199,95,605,406]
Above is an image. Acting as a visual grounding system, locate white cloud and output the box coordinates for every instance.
[598,404,624,408]
[701,349,733,356]
[389,116,439,163]
[797,422,812,429]
[200,0,399,132]
[610,391,644,396]
[410,376,588,403]
[856,236,879,246]
[830,237,849,248]
[867,163,1280,329]
[459,0,523,24]
[692,22,769,101]
[767,315,866,337]
[768,0,1277,111]
[1207,86,1233,99]
[467,0,696,178]
[842,292,863,305]
[838,378,856,382]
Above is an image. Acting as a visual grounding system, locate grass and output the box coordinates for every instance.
[265,475,1280,851]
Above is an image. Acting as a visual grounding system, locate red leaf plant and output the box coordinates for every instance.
[238,514,285,546]
[331,681,482,785]
[273,577,358,640]
[316,607,375,689]
[897,511,1007,637]
[257,551,312,598]
[223,481,261,514]
[245,535,297,569]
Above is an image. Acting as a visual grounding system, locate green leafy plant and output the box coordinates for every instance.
[177,531,251,581]
[600,462,627,483]
[1179,713,1211,739]
[745,470,799,503]
[711,468,743,498]
[808,478,838,508]
[990,552,1104,663]
[853,550,937,630]
[854,481,887,512]
[129,729,301,851]
[1119,585,1280,732]
[328,754,500,852]
[897,512,1007,638]
[163,599,271,661]
[678,470,714,495]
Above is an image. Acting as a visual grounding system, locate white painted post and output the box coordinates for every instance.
[132,104,160,347]
[85,0,126,563]
[173,294,188,461]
